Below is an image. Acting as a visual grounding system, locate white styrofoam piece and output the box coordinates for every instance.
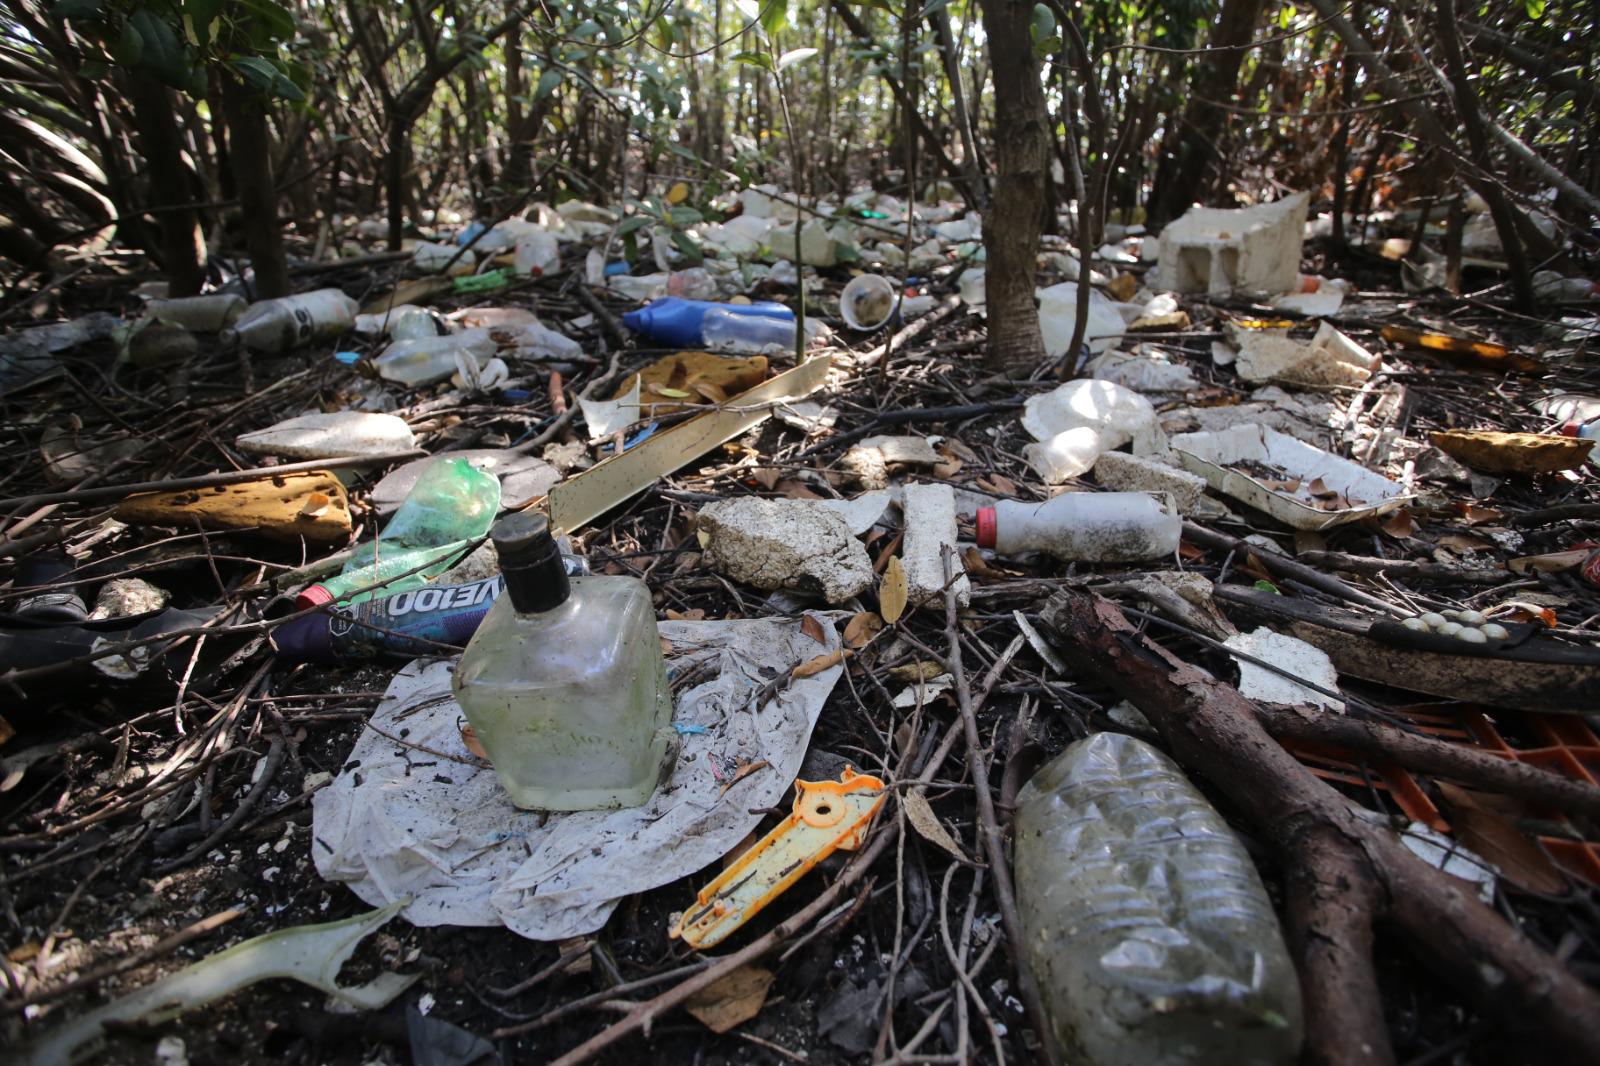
[1231,321,1379,389]
[1170,423,1413,530]
[1151,192,1310,297]
[1223,627,1342,711]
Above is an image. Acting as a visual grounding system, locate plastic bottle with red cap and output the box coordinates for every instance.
[975,491,1181,562]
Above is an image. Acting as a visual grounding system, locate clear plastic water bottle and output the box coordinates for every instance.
[373,329,496,386]
[1014,732,1303,1065]
[222,289,359,354]
[700,306,804,354]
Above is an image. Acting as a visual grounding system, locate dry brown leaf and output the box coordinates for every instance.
[666,608,707,621]
[460,724,489,761]
[890,661,943,682]
[726,758,771,790]
[692,380,729,404]
[933,443,965,480]
[843,611,883,649]
[800,615,826,644]
[1458,503,1505,526]
[1379,509,1417,539]
[749,467,781,490]
[793,648,846,677]
[961,547,1008,582]
[1488,601,1559,628]
[1437,782,1567,895]
[975,473,1017,496]
[1106,271,1140,302]
[894,720,917,760]
[557,937,593,975]
[902,789,969,860]
[666,181,690,205]
[684,965,775,1034]
[660,637,675,657]
[1436,532,1493,553]
[880,556,908,623]
[1307,477,1336,499]
[0,713,13,748]
[299,491,332,519]
[1508,549,1590,575]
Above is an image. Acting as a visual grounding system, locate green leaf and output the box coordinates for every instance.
[838,0,895,9]
[917,0,949,16]
[1030,2,1056,44]
[616,215,651,236]
[236,0,296,40]
[732,50,773,71]
[776,46,817,70]
[1253,580,1281,594]
[130,8,189,89]
[1524,0,1545,16]
[760,0,788,37]
[670,229,704,266]
[110,20,144,66]
[667,205,703,226]
[535,68,562,99]
[52,0,103,20]
[184,0,222,47]
[734,0,762,24]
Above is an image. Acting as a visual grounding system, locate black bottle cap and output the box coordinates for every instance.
[493,512,570,612]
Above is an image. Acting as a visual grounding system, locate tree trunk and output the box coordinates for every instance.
[127,74,207,296]
[1146,0,1268,230]
[219,73,290,299]
[977,0,1050,373]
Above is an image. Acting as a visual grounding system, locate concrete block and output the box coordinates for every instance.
[1151,192,1309,297]
[1092,451,1209,514]
[901,482,969,608]
[698,497,874,604]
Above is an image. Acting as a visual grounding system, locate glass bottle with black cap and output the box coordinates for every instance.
[453,511,676,810]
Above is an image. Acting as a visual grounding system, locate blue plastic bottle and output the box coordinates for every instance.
[620,297,793,348]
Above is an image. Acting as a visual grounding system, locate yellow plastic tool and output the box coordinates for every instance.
[670,767,887,949]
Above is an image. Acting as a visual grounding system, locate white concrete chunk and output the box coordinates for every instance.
[1092,451,1209,514]
[900,482,969,608]
[697,497,874,604]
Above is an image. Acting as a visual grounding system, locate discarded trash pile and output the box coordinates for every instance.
[5,186,1600,1065]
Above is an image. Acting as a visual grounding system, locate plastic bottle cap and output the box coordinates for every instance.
[975,506,997,549]
[296,584,335,609]
[1562,420,1580,438]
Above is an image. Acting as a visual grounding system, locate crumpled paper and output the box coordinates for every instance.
[312,615,844,940]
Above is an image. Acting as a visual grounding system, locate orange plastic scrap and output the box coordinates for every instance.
[1379,324,1543,373]
[670,767,888,949]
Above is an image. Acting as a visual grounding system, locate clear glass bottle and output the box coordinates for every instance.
[452,512,676,811]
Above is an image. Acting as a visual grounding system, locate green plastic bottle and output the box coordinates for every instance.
[298,458,501,609]
[452,512,677,811]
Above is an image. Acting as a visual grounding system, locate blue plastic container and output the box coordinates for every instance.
[620,297,793,348]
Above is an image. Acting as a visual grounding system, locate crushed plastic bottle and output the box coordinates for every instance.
[513,229,560,276]
[222,289,359,354]
[700,306,809,354]
[298,457,502,609]
[975,491,1180,562]
[373,329,497,387]
[1015,732,1304,1066]
[453,513,677,811]
[354,305,438,341]
[146,293,245,332]
[665,267,720,301]
[620,296,793,348]
[1533,270,1600,302]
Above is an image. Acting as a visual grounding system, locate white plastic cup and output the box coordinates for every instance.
[840,273,897,331]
